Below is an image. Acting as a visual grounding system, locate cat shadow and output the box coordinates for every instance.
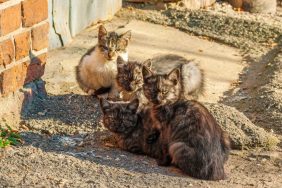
[20,93,187,177]
[21,131,186,178]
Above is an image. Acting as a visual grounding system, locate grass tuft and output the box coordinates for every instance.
[0,125,22,148]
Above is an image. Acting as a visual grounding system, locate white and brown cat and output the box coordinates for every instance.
[75,25,131,98]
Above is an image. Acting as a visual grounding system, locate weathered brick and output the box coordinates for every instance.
[0,39,14,67]
[31,22,49,50]
[0,4,21,35]
[23,53,47,83]
[14,31,31,60]
[22,0,48,27]
[0,63,24,96]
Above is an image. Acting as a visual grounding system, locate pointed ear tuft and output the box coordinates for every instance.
[143,59,152,69]
[99,98,111,113]
[142,66,153,79]
[98,25,107,40]
[167,67,180,85]
[121,30,131,41]
[128,98,139,113]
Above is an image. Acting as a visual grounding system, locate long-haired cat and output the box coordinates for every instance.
[99,98,161,157]
[99,98,230,180]
[75,25,131,97]
[116,56,152,108]
[149,99,231,180]
[142,61,204,105]
[142,65,230,179]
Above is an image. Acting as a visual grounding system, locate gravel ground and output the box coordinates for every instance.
[1,2,282,187]
[118,1,282,51]
[0,133,281,187]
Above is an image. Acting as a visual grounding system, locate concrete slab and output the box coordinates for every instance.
[46,19,243,103]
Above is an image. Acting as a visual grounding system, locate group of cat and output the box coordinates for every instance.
[76,25,231,180]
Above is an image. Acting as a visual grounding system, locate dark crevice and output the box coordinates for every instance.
[51,0,64,47]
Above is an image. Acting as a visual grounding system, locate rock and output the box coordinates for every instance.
[247,157,257,161]
[181,0,216,10]
[126,0,150,2]
[228,0,243,9]
[228,0,277,14]
[205,103,279,149]
[156,2,167,10]
[249,0,277,14]
[249,151,281,160]
[230,150,244,156]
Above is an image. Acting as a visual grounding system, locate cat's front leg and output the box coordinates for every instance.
[157,144,171,166]
[97,93,109,99]
[87,89,96,96]
[108,83,120,100]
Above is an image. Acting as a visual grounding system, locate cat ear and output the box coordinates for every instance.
[167,68,180,85]
[98,25,107,40]
[121,30,131,41]
[142,66,153,80]
[99,98,111,113]
[127,98,139,113]
[118,31,131,48]
[117,56,126,68]
[143,59,152,69]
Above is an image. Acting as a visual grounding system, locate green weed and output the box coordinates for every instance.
[0,126,22,148]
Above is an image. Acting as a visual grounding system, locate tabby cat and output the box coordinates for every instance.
[99,98,161,157]
[148,99,231,180]
[116,56,152,107]
[75,25,131,97]
[99,98,230,180]
[142,64,230,179]
[142,61,204,105]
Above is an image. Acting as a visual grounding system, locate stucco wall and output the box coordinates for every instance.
[48,0,122,49]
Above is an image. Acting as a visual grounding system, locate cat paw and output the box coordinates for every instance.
[97,93,109,99]
[157,155,171,166]
[87,89,96,95]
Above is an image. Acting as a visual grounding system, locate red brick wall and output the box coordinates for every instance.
[0,0,48,97]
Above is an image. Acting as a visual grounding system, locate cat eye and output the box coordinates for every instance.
[162,89,169,94]
[101,46,108,50]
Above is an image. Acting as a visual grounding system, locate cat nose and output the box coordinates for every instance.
[108,51,115,58]
[157,95,162,101]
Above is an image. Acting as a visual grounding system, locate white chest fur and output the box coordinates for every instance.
[79,47,128,90]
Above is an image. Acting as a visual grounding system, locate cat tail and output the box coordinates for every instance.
[181,61,205,99]
[168,142,226,180]
[168,142,197,177]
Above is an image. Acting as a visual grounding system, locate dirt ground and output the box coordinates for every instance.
[1,2,282,187]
